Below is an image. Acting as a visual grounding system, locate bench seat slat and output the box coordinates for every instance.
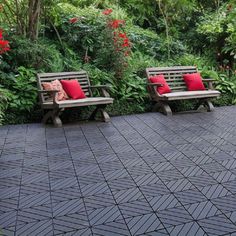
[159,90,220,101]
[42,97,114,109]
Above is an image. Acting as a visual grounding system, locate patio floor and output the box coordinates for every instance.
[1,106,236,236]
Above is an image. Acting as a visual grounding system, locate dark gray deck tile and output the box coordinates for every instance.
[92,219,131,236]
[0,186,20,199]
[211,194,236,213]
[166,222,207,236]
[56,227,92,236]
[156,206,194,228]
[209,170,236,183]
[103,168,130,181]
[156,168,184,182]
[199,183,230,200]
[119,198,153,218]
[174,188,207,205]
[185,200,221,220]
[77,172,106,186]
[50,177,79,191]
[222,180,236,194]
[52,199,86,217]
[165,178,194,193]
[188,173,218,188]
[16,219,54,236]
[198,214,236,236]
[0,210,17,228]
[139,182,170,198]
[124,213,164,236]
[53,212,89,234]
[108,177,136,192]
[147,193,181,211]
[17,204,52,224]
[87,205,123,226]
[19,192,51,209]
[132,173,160,187]
[113,187,145,204]
[83,193,116,210]
[51,187,82,203]
[0,197,19,213]
[80,182,111,197]
[21,172,49,185]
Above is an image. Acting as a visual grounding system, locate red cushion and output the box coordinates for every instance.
[60,80,86,99]
[149,75,171,95]
[183,73,206,91]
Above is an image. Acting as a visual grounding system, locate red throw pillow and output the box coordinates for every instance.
[60,79,86,99]
[149,75,171,95]
[183,73,206,91]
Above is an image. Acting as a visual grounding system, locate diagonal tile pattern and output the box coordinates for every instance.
[1,106,236,235]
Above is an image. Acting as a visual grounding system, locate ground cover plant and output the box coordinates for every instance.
[0,0,235,124]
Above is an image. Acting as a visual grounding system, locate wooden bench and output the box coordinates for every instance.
[146,66,221,116]
[37,71,113,127]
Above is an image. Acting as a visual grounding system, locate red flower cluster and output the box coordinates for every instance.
[0,30,10,55]
[108,19,125,29]
[113,31,130,56]
[69,17,79,24]
[102,9,112,15]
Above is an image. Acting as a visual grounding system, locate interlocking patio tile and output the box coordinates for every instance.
[1,107,236,235]
[198,214,236,235]
[91,219,131,236]
[156,206,194,228]
[83,193,116,210]
[87,205,123,226]
[16,219,54,236]
[124,213,164,236]
[165,222,206,236]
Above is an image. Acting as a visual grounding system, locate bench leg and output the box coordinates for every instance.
[153,102,172,116]
[89,107,99,120]
[204,100,214,112]
[89,105,111,122]
[100,109,110,122]
[42,108,63,127]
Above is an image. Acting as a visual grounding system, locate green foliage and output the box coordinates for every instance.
[215,73,236,104]
[8,67,38,112]
[5,36,64,72]
[0,87,11,125]
[0,0,236,125]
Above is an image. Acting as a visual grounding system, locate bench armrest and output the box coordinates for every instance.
[202,79,215,90]
[88,85,111,97]
[38,90,59,104]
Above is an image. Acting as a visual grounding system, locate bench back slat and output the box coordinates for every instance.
[146,66,197,92]
[37,71,91,103]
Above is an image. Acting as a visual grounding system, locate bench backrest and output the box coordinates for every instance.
[37,71,91,103]
[146,66,197,93]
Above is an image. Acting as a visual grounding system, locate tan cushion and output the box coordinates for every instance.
[42,79,69,101]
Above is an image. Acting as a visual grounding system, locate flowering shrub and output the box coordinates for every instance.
[101,9,131,79]
[0,29,10,55]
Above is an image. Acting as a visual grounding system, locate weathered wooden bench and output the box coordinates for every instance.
[146,66,221,116]
[37,71,113,127]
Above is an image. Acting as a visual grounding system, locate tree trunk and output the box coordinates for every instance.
[28,0,41,41]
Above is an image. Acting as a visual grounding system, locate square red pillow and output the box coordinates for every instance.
[60,79,86,99]
[42,79,69,101]
[149,75,171,95]
[183,73,206,91]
